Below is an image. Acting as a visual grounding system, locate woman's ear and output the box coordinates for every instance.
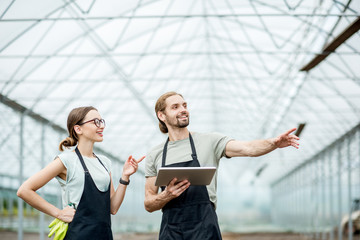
[74,125,82,135]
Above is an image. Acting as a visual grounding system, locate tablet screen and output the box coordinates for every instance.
[155,167,216,186]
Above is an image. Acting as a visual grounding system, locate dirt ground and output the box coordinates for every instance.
[0,231,354,240]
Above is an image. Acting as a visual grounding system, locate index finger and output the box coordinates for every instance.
[284,127,296,136]
[135,156,145,163]
[168,178,178,186]
[168,178,188,186]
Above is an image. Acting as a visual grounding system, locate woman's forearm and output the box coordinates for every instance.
[17,159,66,219]
[17,185,60,218]
[110,174,129,215]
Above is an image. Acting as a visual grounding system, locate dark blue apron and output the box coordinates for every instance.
[159,133,222,240]
[64,147,113,240]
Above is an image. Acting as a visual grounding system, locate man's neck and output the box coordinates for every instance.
[168,128,189,141]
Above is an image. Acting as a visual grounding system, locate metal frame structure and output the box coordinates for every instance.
[272,123,360,239]
[0,0,359,238]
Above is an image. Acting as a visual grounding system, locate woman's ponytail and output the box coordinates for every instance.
[59,137,77,151]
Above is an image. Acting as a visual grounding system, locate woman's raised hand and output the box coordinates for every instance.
[122,155,145,177]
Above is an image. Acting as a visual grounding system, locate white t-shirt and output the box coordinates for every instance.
[55,149,111,208]
[145,132,233,207]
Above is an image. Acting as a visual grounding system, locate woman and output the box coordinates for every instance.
[17,106,144,239]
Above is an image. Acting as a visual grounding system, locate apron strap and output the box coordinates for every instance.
[93,153,109,173]
[189,133,197,160]
[75,147,109,173]
[161,132,198,167]
[75,147,89,173]
[161,139,169,167]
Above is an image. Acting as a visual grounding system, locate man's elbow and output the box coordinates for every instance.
[110,209,118,215]
[249,152,261,157]
[144,201,156,213]
[144,203,152,213]
[145,207,154,213]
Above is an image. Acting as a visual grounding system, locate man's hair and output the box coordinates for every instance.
[155,91,183,133]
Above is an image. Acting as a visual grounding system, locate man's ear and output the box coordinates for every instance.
[157,111,166,122]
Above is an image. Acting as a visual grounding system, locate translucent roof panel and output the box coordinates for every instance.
[0,0,359,186]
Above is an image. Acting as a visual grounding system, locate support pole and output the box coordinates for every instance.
[346,136,353,240]
[328,151,334,240]
[321,155,326,240]
[39,123,46,240]
[337,142,343,240]
[17,112,25,240]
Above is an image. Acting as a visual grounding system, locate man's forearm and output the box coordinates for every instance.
[245,138,277,157]
[144,177,190,212]
[225,138,277,157]
[144,191,173,212]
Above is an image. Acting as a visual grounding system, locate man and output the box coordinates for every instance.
[144,91,299,240]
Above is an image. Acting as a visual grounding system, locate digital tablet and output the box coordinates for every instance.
[154,167,216,186]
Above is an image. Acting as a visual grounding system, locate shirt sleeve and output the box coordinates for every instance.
[211,132,234,159]
[56,151,75,183]
[145,152,157,177]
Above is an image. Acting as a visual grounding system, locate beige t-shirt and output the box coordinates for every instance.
[145,132,233,208]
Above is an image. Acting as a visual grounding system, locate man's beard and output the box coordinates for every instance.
[166,114,190,129]
[176,117,189,128]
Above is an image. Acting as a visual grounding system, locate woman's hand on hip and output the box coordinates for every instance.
[57,206,76,223]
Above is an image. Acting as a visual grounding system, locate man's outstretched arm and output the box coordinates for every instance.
[225,128,300,158]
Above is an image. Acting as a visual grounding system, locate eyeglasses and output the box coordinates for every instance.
[78,118,106,128]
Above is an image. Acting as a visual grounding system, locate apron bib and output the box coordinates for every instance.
[64,147,113,240]
[159,133,222,240]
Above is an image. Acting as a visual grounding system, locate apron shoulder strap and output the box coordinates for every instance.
[161,133,198,167]
[75,147,89,173]
[75,147,109,173]
[161,138,170,167]
[93,153,109,173]
[189,133,197,160]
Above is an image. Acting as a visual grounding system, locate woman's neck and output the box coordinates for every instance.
[76,140,95,158]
